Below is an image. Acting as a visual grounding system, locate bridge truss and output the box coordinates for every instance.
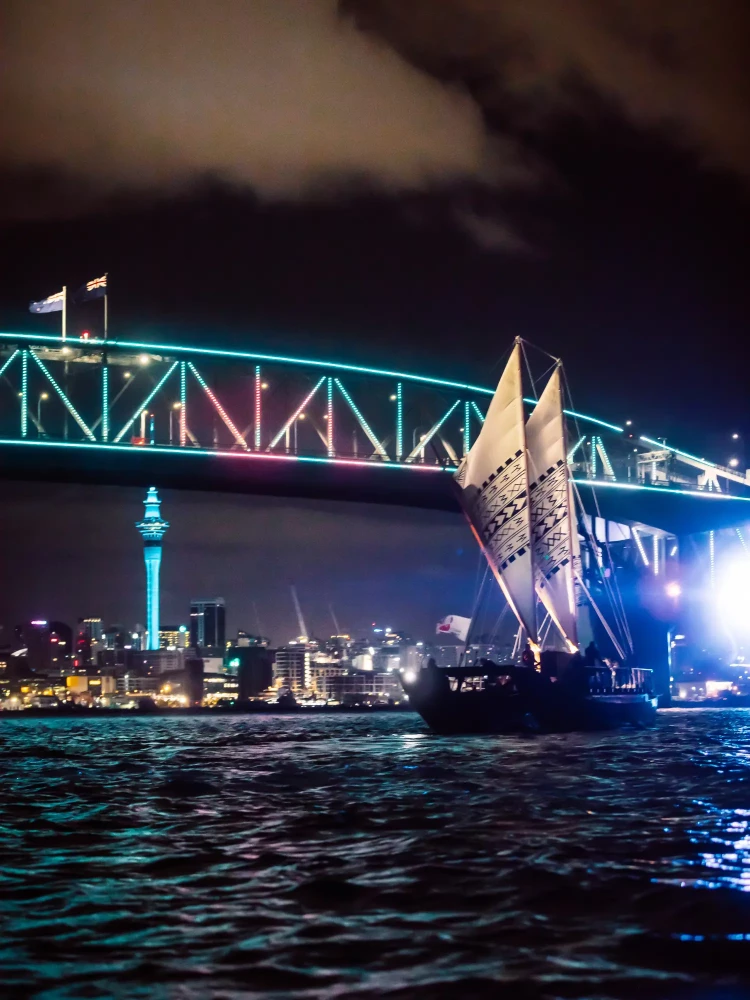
[0,332,748,510]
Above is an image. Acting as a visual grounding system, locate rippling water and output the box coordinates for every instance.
[4,709,750,999]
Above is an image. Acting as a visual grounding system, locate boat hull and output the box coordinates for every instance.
[403,671,658,735]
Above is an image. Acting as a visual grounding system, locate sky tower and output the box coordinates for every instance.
[135,487,169,650]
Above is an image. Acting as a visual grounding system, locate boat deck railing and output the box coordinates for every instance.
[587,666,653,695]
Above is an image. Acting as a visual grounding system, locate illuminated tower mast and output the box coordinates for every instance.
[135,487,170,650]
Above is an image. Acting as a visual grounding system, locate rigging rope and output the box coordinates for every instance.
[560,364,634,655]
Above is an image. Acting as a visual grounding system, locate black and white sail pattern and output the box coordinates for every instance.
[455,344,537,641]
[525,365,578,649]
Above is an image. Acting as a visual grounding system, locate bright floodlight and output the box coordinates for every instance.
[665,581,682,599]
[716,557,750,636]
[139,354,150,365]
[729,458,740,468]
[402,669,417,684]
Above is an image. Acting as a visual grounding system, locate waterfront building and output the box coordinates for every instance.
[274,645,311,692]
[135,487,170,651]
[203,672,240,705]
[309,663,349,697]
[235,646,274,699]
[190,598,226,650]
[316,669,402,704]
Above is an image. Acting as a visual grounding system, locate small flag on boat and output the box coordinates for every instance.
[436,615,471,641]
[76,275,107,301]
[29,289,65,314]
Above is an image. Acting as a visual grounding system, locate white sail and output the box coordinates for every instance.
[525,364,578,650]
[455,343,537,641]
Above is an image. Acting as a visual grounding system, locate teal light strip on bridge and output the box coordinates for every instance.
[0,332,495,396]
[0,348,19,378]
[573,479,750,502]
[523,397,623,433]
[639,435,717,469]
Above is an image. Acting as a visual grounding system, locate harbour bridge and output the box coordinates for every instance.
[1,330,749,540]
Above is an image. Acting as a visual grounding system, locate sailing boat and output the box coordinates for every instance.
[402,341,657,733]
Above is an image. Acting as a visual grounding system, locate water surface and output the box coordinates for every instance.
[3,709,750,999]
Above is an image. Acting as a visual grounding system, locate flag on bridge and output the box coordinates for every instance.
[76,275,107,301]
[29,289,65,314]
[436,615,472,642]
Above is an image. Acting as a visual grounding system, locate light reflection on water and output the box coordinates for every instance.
[2,708,750,997]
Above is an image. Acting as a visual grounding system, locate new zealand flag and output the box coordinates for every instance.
[76,275,107,301]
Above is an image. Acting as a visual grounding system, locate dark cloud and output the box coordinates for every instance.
[345,0,750,178]
[2,0,536,210]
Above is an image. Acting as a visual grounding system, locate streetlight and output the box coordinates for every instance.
[169,402,181,445]
[295,412,306,453]
[37,391,49,433]
[729,458,740,468]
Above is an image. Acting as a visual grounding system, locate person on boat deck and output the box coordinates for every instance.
[426,657,450,693]
[584,640,603,666]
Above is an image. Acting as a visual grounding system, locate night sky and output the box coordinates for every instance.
[1,0,749,642]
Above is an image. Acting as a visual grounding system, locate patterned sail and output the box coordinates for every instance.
[525,365,578,650]
[455,344,537,641]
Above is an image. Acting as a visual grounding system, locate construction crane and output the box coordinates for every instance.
[290,585,308,642]
[329,602,342,636]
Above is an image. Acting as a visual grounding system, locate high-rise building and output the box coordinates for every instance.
[48,621,72,671]
[82,618,104,643]
[135,487,170,651]
[189,598,225,650]
[14,620,52,674]
[76,617,104,667]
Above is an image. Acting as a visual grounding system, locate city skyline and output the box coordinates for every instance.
[0,479,477,647]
